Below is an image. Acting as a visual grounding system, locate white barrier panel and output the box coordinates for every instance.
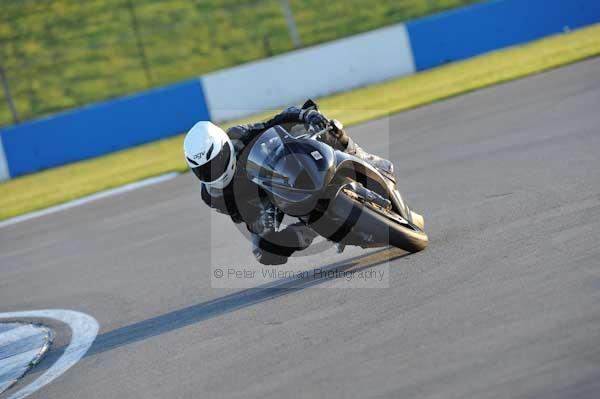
[0,135,9,181]
[202,23,415,122]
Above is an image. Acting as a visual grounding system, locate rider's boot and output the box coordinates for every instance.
[318,127,394,175]
[346,139,395,176]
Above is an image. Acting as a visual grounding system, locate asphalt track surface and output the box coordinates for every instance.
[1,58,600,399]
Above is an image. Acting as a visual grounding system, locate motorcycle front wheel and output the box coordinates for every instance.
[317,184,429,253]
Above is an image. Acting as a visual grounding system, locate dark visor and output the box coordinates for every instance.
[192,143,232,182]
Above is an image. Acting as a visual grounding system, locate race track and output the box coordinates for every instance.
[1,58,599,399]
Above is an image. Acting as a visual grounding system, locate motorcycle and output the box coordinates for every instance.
[245,120,428,253]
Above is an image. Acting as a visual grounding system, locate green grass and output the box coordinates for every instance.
[1,23,599,221]
[0,0,479,127]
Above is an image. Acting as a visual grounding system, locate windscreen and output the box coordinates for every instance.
[246,127,297,187]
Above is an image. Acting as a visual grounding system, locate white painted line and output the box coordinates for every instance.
[0,324,51,395]
[0,324,17,334]
[0,310,99,399]
[0,134,9,181]
[0,325,43,347]
[0,348,43,376]
[0,381,14,393]
[0,172,179,229]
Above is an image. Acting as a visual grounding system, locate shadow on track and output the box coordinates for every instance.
[88,247,406,356]
[37,247,407,368]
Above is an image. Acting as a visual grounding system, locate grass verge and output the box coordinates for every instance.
[0,0,478,126]
[1,23,599,221]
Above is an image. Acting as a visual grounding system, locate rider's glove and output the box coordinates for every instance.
[303,109,328,132]
[249,203,280,235]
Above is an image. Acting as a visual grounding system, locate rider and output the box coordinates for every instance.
[183,100,394,265]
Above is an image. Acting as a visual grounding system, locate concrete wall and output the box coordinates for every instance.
[202,24,415,122]
[1,0,599,180]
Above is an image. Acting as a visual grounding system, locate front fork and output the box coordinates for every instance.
[341,180,415,226]
[390,186,413,222]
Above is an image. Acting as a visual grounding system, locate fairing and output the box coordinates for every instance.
[246,126,335,216]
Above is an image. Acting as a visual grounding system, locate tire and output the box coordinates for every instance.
[330,188,429,253]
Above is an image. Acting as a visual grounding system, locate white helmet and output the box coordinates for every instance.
[183,121,236,190]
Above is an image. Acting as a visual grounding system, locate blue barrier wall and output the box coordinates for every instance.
[407,0,600,71]
[0,79,209,177]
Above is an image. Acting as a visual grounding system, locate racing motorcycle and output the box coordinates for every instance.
[245,120,429,253]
